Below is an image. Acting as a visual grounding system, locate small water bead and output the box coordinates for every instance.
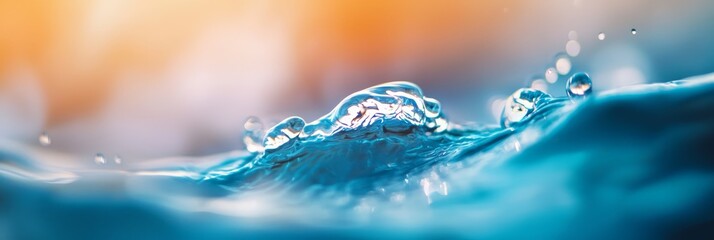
[598,32,606,40]
[500,88,551,128]
[38,132,51,146]
[94,153,106,164]
[566,72,593,99]
[243,116,265,153]
[262,116,305,151]
[114,155,122,164]
[631,28,637,35]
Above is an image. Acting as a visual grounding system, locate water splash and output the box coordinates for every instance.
[299,81,447,139]
[3,73,714,239]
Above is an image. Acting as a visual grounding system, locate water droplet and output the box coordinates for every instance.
[94,153,106,164]
[263,116,305,151]
[500,88,551,128]
[565,40,581,57]
[38,132,51,146]
[598,32,606,40]
[555,54,572,75]
[243,116,265,153]
[566,72,593,99]
[568,30,578,40]
[545,68,558,84]
[114,155,122,164]
[631,28,637,35]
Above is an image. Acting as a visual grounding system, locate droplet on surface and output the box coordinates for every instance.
[95,153,106,164]
[38,132,51,146]
[631,28,637,35]
[114,155,122,164]
[555,54,572,75]
[545,68,558,84]
[598,32,606,40]
[500,88,551,128]
[263,116,306,151]
[566,72,593,99]
[243,116,265,153]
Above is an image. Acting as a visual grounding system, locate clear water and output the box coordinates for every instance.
[2,73,714,239]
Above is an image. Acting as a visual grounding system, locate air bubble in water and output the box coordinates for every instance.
[598,32,606,40]
[95,153,106,164]
[263,116,305,151]
[631,28,637,35]
[38,132,51,146]
[500,88,551,128]
[566,72,593,99]
[243,116,265,153]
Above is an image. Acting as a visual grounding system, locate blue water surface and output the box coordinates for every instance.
[1,73,714,239]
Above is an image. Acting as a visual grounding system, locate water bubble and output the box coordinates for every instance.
[566,72,593,99]
[94,153,106,164]
[555,54,572,75]
[38,132,51,146]
[631,28,637,35]
[565,40,581,57]
[598,32,606,40]
[500,88,551,128]
[114,155,122,164]
[263,116,305,151]
[545,68,558,84]
[243,116,265,153]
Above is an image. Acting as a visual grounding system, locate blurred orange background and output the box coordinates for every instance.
[1,0,713,158]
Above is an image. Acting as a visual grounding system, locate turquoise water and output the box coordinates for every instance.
[1,73,714,239]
